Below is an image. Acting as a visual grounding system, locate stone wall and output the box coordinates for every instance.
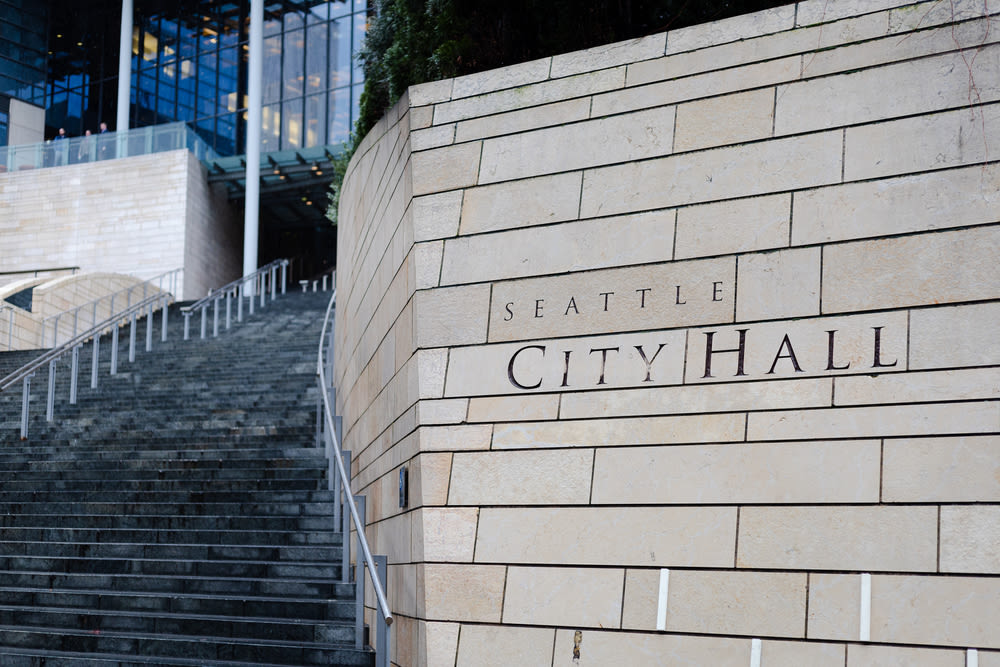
[335,1,1000,664]
[0,149,241,300]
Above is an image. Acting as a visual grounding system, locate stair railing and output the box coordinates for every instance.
[316,289,393,667]
[0,292,172,439]
[180,259,289,340]
[39,268,182,348]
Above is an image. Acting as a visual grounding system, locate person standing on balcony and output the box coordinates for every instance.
[52,127,69,166]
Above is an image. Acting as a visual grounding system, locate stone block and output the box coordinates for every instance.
[890,0,997,33]
[475,506,737,566]
[454,98,591,143]
[665,570,806,636]
[738,505,938,571]
[410,142,482,197]
[418,425,492,453]
[417,349,449,399]
[416,399,468,425]
[775,43,1000,135]
[413,285,490,348]
[478,106,675,184]
[466,394,560,423]
[551,34,665,78]
[492,413,746,450]
[410,78,453,106]
[736,247,821,321]
[685,311,907,384]
[448,449,593,505]
[796,0,906,25]
[458,172,582,235]
[940,506,1000,573]
[835,368,1000,406]
[792,164,1000,246]
[456,625,555,667]
[748,402,999,441]
[821,226,1000,313]
[419,564,506,622]
[447,330,687,397]
[579,131,842,218]
[666,4,796,53]
[883,436,1000,502]
[434,67,625,125]
[871,574,1000,647]
[762,640,845,667]
[413,507,478,563]
[674,88,775,152]
[487,256,735,342]
[411,241,443,290]
[410,124,455,152]
[440,210,675,285]
[808,573,860,640]
[554,629,749,666]
[847,645,965,667]
[621,569,659,630]
[675,193,789,260]
[846,104,1000,180]
[410,452,452,506]
[412,191,464,242]
[563,376,831,419]
[910,303,1000,370]
[502,566,624,628]
[451,58,551,99]
[420,621,459,667]
[591,440,879,504]
[409,106,434,130]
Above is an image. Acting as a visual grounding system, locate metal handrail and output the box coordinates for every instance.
[39,268,182,348]
[180,259,289,340]
[316,289,393,665]
[0,266,80,277]
[1,292,171,439]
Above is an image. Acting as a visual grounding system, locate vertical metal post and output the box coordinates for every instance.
[128,313,136,363]
[161,298,168,342]
[322,274,327,291]
[146,303,153,351]
[249,282,255,315]
[238,284,244,322]
[259,274,266,308]
[183,312,191,340]
[20,374,32,439]
[225,292,232,330]
[92,302,98,331]
[212,297,219,337]
[111,325,120,375]
[52,318,59,348]
[46,360,56,422]
[354,495,366,651]
[91,336,100,389]
[341,450,352,585]
[243,0,264,285]
[116,0,133,155]
[374,555,389,667]
[330,435,340,527]
[280,261,287,294]
[70,345,80,404]
[200,307,207,339]
[73,310,79,338]
[270,266,277,301]
[315,390,323,448]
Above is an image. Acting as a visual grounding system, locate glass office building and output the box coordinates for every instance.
[1,0,367,155]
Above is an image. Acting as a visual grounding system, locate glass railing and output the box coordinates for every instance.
[0,122,218,172]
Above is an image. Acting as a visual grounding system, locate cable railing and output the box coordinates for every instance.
[40,269,183,348]
[0,292,172,439]
[180,259,289,340]
[316,289,392,667]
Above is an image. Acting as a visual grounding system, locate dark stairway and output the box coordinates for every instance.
[0,290,374,666]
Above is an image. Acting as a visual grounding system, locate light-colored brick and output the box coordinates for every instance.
[736,247,821,321]
[579,131,842,218]
[675,194,790,259]
[454,98,590,143]
[910,302,1000,370]
[836,368,1000,406]
[738,505,938,571]
[503,566,624,628]
[413,285,490,347]
[666,570,806,637]
[883,436,1000,502]
[413,507,478,562]
[466,394,560,423]
[410,142,482,196]
[940,506,1000,574]
[821,226,1000,313]
[666,4,796,53]
[419,564,505,622]
[456,625,554,667]
[492,413,746,450]
[551,34,665,78]
[458,172,582,235]
[417,425,492,453]
[451,58,551,99]
[448,449,593,505]
[552,629,750,666]
[412,190,464,242]
[591,440,879,504]
[420,621,459,667]
[475,506,736,567]
[808,573,861,641]
[847,644,965,667]
[762,640,845,667]
[674,88,774,152]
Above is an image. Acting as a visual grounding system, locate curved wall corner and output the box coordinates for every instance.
[335,1,1000,664]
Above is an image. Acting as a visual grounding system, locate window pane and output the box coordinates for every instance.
[282,97,303,149]
[352,12,366,82]
[261,103,280,152]
[330,16,350,87]
[305,23,327,94]
[328,87,349,145]
[283,29,304,98]
[304,93,324,147]
[262,35,281,104]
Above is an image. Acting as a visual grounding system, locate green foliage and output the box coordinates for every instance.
[323,139,356,227]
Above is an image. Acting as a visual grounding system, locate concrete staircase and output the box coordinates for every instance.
[0,291,374,666]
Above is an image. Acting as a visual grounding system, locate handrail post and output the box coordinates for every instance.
[341,449,352,584]
[249,280,255,315]
[354,494,366,651]
[70,345,80,404]
[161,297,169,342]
[91,335,100,389]
[183,312,191,340]
[128,313,136,363]
[52,317,59,348]
[225,291,232,330]
[20,374,32,439]
[322,274,327,291]
[111,324,120,375]
[212,297,220,338]
[280,261,287,294]
[46,360,56,422]
[259,274,266,308]
[270,265,277,301]
[200,307,207,339]
[146,302,153,351]
[375,555,389,667]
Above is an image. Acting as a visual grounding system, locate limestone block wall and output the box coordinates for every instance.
[335,1,1000,665]
[0,149,240,300]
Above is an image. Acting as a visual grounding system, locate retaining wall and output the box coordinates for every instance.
[335,1,1000,664]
